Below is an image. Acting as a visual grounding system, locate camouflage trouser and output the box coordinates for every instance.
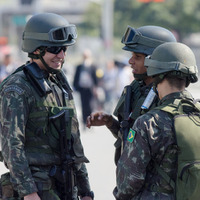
[0,174,60,200]
[114,138,122,165]
[0,172,21,200]
[0,189,60,200]
[37,189,60,200]
[0,172,60,200]
[0,172,78,200]
[38,189,80,200]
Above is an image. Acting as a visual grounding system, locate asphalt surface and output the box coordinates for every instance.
[81,126,116,200]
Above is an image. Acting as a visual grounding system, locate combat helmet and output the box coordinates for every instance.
[144,42,198,86]
[121,25,176,55]
[22,13,77,73]
[22,13,77,53]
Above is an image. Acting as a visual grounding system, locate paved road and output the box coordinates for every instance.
[81,126,116,200]
[0,82,199,200]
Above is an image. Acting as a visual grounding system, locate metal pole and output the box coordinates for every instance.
[102,0,113,60]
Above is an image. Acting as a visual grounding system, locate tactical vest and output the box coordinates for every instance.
[153,98,200,200]
[113,80,158,164]
[114,80,157,125]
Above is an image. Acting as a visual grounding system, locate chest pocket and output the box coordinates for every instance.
[26,104,75,153]
[48,106,74,152]
[49,106,88,163]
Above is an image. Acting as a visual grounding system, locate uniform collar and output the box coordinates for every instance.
[158,90,194,106]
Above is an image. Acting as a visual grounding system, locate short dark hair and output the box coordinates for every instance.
[165,74,187,90]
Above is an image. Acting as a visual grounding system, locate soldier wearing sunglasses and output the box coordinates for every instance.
[0,13,93,200]
[86,26,176,163]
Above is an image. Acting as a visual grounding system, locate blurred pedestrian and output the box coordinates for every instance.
[102,60,119,112]
[0,54,16,82]
[114,60,134,98]
[73,49,98,126]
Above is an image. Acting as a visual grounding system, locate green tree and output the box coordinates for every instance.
[78,0,200,52]
[78,2,102,37]
[114,0,200,41]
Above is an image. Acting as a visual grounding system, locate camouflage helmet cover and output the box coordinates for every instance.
[144,42,198,83]
[22,13,77,53]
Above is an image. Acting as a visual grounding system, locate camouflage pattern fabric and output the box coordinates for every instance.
[113,91,194,200]
[109,80,156,139]
[0,63,91,198]
[108,80,158,165]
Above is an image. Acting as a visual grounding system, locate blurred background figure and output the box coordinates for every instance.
[0,54,16,83]
[73,48,99,127]
[99,59,134,113]
[114,60,134,99]
[102,59,119,113]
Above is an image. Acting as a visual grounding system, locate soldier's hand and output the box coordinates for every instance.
[24,192,41,200]
[86,111,113,128]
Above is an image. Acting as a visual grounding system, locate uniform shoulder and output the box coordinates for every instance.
[136,108,172,127]
[0,70,31,96]
[147,107,172,119]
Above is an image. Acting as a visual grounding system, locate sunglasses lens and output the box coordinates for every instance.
[46,46,67,54]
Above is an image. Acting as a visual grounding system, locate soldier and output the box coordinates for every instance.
[113,42,199,199]
[86,25,177,164]
[0,13,94,200]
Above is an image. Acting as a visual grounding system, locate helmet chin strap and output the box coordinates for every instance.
[29,47,63,74]
[153,74,166,85]
[152,83,159,96]
[39,54,62,74]
[134,72,148,82]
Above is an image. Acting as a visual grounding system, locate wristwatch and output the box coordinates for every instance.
[81,191,94,199]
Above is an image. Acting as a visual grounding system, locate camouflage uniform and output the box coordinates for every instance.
[0,63,91,199]
[113,80,156,127]
[108,80,157,164]
[113,90,194,200]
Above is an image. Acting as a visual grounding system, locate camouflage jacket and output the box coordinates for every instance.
[109,80,157,139]
[0,62,91,197]
[114,90,194,200]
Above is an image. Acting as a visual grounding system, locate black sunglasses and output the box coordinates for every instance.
[46,46,67,54]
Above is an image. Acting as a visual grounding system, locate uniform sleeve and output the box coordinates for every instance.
[107,117,121,138]
[114,114,152,200]
[76,163,92,196]
[0,85,38,197]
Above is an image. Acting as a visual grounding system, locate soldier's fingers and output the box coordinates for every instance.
[86,117,91,128]
[90,112,97,120]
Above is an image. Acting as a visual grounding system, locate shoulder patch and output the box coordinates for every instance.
[127,128,136,143]
[4,85,24,95]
